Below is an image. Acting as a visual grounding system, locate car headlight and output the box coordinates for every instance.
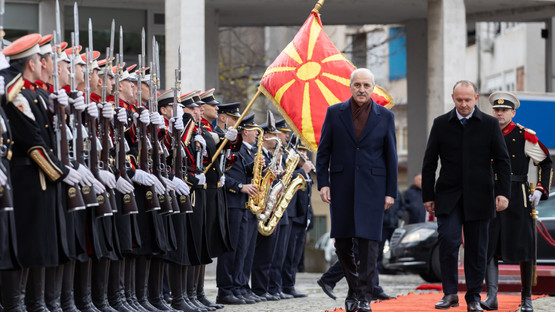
[400,228,435,244]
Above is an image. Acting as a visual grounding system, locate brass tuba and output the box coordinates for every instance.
[246,126,265,214]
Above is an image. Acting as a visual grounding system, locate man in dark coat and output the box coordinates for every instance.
[480,91,552,312]
[403,174,426,224]
[422,80,511,311]
[316,68,397,312]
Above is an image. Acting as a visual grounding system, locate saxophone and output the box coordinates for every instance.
[255,137,281,215]
[258,151,306,236]
[246,126,265,214]
[258,173,306,236]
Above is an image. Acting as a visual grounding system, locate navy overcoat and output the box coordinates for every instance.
[316,99,397,241]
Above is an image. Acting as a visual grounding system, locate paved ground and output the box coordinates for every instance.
[203,261,555,312]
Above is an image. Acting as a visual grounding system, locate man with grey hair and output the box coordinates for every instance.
[317,68,397,312]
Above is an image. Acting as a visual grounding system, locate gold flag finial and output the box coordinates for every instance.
[312,0,325,13]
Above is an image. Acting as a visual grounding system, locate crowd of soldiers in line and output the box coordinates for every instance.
[0,26,315,312]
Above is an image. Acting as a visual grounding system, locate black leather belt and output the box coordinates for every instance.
[511,174,527,182]
[11,157,32,166]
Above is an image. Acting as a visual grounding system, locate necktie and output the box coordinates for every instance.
[461,118,467,127]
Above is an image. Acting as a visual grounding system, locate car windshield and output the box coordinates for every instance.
[537,192,555,218]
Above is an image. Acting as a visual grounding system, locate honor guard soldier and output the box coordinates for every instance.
[250,121,283,301]
[216,113,263,305]
[180,90,214,311]
[0,42,22,312]
[282,144,313,298]
[2,33,82,312]
[482,91,553,312]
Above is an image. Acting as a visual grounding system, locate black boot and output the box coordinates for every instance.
[74,260,100,312]
[147,259,175,311]
[1,269,25,312]
[168,264,201,312]
[187,266,207,312]
[135,257,157,312]
[61,260,80,312]
[25,267,48,312]
[45,265,64,312]
[196,265,221,310]
[124,257,147,312]
[520,261,534,312]
[91,258,117,312]
[480,259,498,310]
[107,260,134,312]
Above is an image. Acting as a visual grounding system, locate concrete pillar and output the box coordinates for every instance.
[427,0,467,128]
[205,8,219,91]
[546,17,555,92]
[38,0,57,37]
[405,19,428,182]
[165,0,205,92]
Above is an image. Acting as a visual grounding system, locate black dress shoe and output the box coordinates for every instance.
[435,294,459,309]
[372,292,396,301]
[215,295,245,305]
[247,293,266,302]
[242,293,261,303]
[357,300,372,312]
[235,295,255,304]
[258,293,280,301]
[278,292,293,300]
[345,298,358,312]
[317,279,336,300]
[197,295,223,310]
[467,301,483,312]
[283,289,308,298]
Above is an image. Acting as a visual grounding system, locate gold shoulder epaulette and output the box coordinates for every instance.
[6,74,24,103]
[516,123,536,135]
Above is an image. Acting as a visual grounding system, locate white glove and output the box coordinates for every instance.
[98,169,117,189]
[195,173,206,186]
[194,134,206,150]
[102,102,115,120]
[139,110,150,125]
[69,91,86,112]
[63,166,81,186]
[172,177,190,196]
[225,127,238,141]
[117,107,128,123]
[131,169,156,186]
[219,175,225,186]
[87,101,99,119]
[153,176,165,194]
[0,76,5,96]
[50,89,69,107]
[115,176,134,194]
[529,190,542,206]
[150,112,165,129]
[92,178,106,194]
[169,117,183,133]
[0,169,7,186]
[77,165,96,186]
[162,177,175,192]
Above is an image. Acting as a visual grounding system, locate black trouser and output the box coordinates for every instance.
[321,239,384,295]
[334,238,379,302]
[437,202,489,304]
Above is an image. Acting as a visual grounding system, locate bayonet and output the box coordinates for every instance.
[73,2,79,49]
[109,19,115,72]
[88,19,93,53]
[119,25,124,67]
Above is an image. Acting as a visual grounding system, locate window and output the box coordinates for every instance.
[388,27,406,81]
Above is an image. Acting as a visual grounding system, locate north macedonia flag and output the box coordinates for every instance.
[259,10,394,151]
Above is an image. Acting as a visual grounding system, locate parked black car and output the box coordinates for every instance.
[387,191,555,283]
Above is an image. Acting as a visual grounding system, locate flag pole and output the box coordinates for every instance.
[312,0,325,13]
[203,89,262,174]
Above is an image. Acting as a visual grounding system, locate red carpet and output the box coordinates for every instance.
[325,292,546,312]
